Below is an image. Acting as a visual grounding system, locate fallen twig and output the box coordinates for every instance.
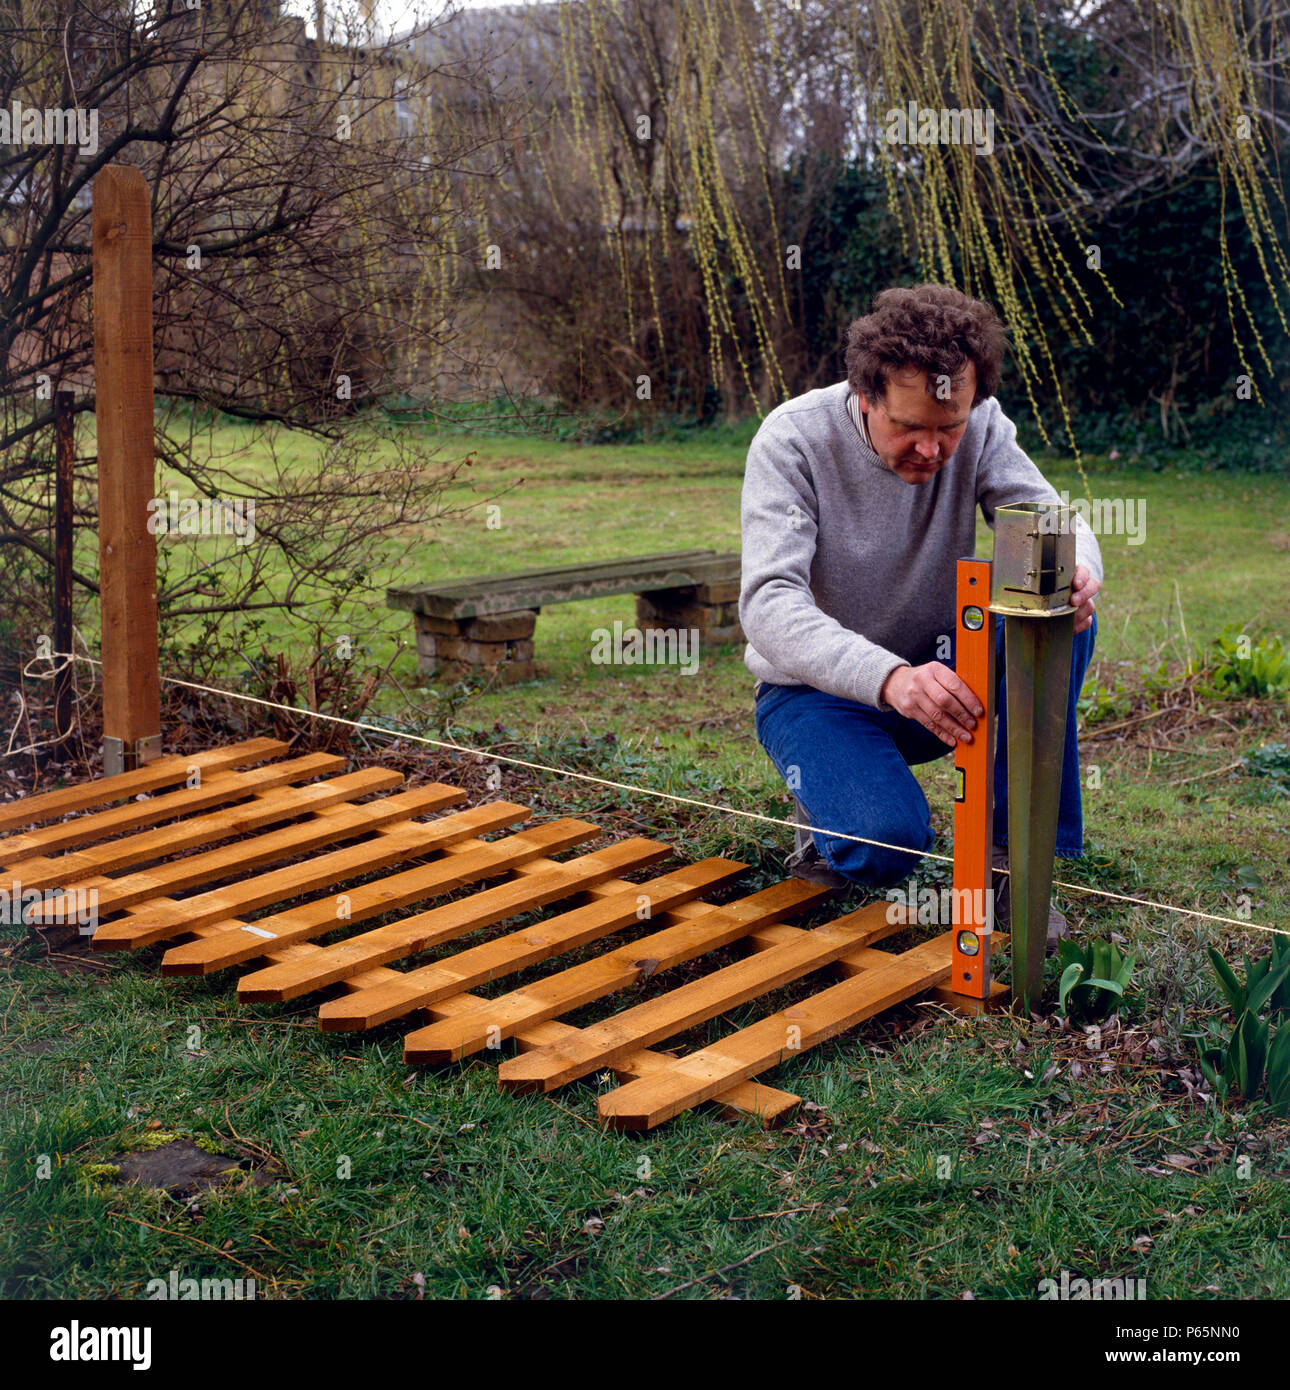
[107,1212,267,1282]
[653,1240,789,1300]
[1166,760,1246,788]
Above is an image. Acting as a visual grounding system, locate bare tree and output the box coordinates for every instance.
[0,0,521,712]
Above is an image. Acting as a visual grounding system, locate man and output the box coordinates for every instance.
[739,283,1102,946]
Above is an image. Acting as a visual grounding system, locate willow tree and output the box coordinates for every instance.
[859,0,1290,448]
[459,0,1290,447]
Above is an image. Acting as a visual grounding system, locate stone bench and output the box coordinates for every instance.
[388,549,743,684]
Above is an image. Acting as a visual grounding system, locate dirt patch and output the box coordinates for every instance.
[111,1141,276,1198]
[10,1036,66,1055]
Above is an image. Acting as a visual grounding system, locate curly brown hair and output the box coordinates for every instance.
[844,283,1008,406]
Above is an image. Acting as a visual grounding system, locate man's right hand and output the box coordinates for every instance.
[880,663,984,747]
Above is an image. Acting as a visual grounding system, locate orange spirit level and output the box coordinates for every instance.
[952,557,995,997]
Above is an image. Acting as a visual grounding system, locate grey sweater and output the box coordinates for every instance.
[739,380,1103,710]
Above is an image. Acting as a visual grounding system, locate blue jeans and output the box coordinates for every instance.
[754,613,1097,887]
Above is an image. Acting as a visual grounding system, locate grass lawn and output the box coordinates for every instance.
[2,413,1289,1300]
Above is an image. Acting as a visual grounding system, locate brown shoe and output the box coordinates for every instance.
[786,843,849,891]
[992,844,1066,956]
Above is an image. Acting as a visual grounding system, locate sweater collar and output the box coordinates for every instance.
[844,385,890,472]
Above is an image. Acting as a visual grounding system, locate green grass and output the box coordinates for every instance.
[3,415,1290,1299]
[5,950,1290,1299]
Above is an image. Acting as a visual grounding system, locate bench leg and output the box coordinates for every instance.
[636,583,744,647]
[413,609,539,684]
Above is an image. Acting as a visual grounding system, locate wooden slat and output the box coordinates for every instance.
[597,933,955,1130]
[28,774,444,925]
[237,837,681,1002]
[0,738,287,832]
[256,934,805,1125]
[27,768,412,921]
[0,753,344,864]
[84,794,517,949]
[162,818,604,977]
[7,765,411,891]
[742,909,999,979]
[317,857,747,1031]
[742,915,908,975]
[402,880,826,1064]
[497,901,895,1093]
[224,865,825,1125]
[69,798,485,954]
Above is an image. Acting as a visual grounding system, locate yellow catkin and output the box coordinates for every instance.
[492,0,1290,440]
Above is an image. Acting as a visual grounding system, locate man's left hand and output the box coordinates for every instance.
[1070,564,1100,634]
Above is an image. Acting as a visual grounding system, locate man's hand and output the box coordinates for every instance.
[1070,563,1101,634]
[880,663,984,747]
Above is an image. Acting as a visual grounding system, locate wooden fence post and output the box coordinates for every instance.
[53,389,77,748]
[93,164,161,774]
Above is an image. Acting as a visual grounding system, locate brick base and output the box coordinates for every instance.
[406,575,745,684]
[414,609,539,684]
[635,586,744,647]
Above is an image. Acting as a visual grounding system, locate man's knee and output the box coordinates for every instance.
[816,809,934,889]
